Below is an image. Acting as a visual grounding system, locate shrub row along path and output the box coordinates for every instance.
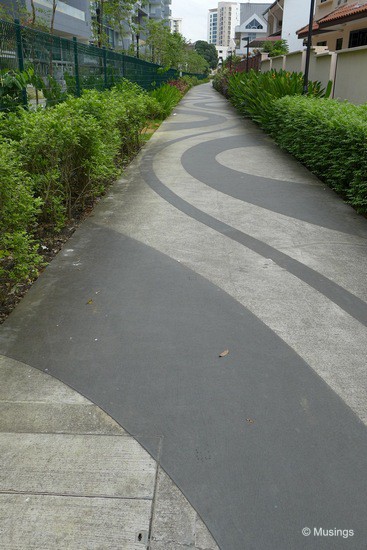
[1,83,367,549]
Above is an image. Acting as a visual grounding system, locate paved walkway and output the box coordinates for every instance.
[1,83,367,549]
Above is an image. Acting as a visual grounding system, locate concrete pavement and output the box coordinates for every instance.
[0,83,367,549]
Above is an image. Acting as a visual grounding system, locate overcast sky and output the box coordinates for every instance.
[172,0,272,43]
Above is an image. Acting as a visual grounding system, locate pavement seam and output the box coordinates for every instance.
[148,438,164,549]
[0,490,153,501]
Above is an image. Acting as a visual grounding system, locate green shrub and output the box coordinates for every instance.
[0,140,42,288]
[0,82,164,230]
[0,69,29,112]
[226,70,330,124]
[212,68,231,96]
[181,75,200,87]
[215,68,366,213]
[10,101,118,228]
[0,77,183,298]
[266,96,367,212]
[150,83,182,117]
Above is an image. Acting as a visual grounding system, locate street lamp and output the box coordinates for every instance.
[303,0,316,94]
[136,32,140,58]
[242,36,250,72]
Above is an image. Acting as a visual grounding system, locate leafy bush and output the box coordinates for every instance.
[261,39,289,57]
[212,67,232,97]
[214,68,367,212]
[266,96,367,212]
[0,81,163,231]
[167,79,189,94]
[150,83,182,117]
[0,69,29,112]
[225,70,330,124]
[0,140,42,289]
[0,76,185,295]
[181,75,200,87]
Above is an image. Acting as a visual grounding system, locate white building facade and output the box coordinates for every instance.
[170,17,183,34]
[235,2,271,56]
[208,8,218,45]
[217,2,240,46]
[263,0,310,53]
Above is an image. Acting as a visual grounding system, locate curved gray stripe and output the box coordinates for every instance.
[162,109,228,130]
[140,146,367,328]
[2,227,367,550]
[181,135,367,236]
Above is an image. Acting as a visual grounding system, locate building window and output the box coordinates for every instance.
[336,37,343,50]
[245,19,263,30]
[317,41,327,46]
[349,28,367,48]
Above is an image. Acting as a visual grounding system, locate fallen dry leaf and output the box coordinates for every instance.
[86,299,93,305]
[219,349,229,357]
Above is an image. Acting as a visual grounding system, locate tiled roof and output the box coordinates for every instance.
[321,1,367,23]
[297,1,367,37]
[297,21,320,37]
[249,35,281,47]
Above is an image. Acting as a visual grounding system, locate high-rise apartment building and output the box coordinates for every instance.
[170,17,183,34]
[208,8,218,45]
[217,2,239,47]
[149,0,172,21]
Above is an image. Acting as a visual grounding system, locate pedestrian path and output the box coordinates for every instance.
[1,83,367,549]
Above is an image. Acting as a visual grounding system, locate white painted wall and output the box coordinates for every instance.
[282,0,309,53]
[260,46,367,104]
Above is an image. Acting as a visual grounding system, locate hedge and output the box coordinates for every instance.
[264,97,367,212]
[0,77,194,294]
[213,70,367,213]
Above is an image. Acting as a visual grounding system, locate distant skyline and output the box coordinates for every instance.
[172,0,272,43]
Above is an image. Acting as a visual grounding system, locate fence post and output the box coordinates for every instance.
[14,19,28,108]
[72,37,81,97]
[102,46,108,89]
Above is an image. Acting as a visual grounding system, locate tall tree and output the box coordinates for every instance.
[194,41,218,69]
[91,0,140,48]
[144,19,186,69]
[183,50,209,74]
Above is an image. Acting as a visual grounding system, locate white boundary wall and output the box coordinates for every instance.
[260,46,367,104]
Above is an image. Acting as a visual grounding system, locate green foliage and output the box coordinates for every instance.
[181,75,200,87]
[150,83,182,117]
[29,71,68,107]
[0,69,29,112]
[220,70,329,124]
[91,0,139,47]
[0,140,42,288]
[261,39,289,57]
[184,50,209,75]
[142,20,208,75]
[266,96,367,212]
[214,68,367,213]
[194,41,218,69]
[212,67,232,96]
[144,19,186,69]
[223,55,242,70]
[0,79,173,292]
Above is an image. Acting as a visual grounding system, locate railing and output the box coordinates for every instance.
[0,19,206,107]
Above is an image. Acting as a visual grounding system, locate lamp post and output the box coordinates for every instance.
[136,32,140,58]
[242,36,250,72]
[303,0,316,94]
[228,48,233,71]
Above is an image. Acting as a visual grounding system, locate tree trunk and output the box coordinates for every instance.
[49,0,57,76]
[30,0,36,25]
[50,0,57,34]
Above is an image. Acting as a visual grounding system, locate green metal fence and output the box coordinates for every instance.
[0,19,206,108]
